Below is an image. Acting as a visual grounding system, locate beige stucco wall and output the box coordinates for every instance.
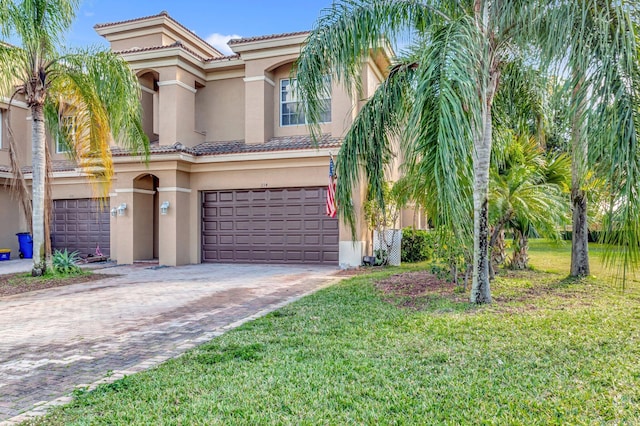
[195,78,245,142]
[0,102,30,168]
[0,185,24,255]
[49,177,99,200]
[110,33,164,52]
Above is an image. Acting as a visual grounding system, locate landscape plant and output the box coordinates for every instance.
[51,249,82,275]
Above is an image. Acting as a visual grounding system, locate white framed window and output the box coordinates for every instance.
[280,77,331,126]
[56,115,75,154]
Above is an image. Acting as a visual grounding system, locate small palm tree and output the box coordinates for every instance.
[489,135,571,272]
[0,0,147,275]
[296,0,640,302]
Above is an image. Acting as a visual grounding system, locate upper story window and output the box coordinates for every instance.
[280,77,331,127]
[56,115,75,154]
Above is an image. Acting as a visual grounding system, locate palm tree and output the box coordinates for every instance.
[0,0,147,276]
[489,135,571,273]
[296,0,640,303]
[567,3,640,279]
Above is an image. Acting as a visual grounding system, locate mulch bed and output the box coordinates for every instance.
[0,272,112,297]
[374,270,467,309]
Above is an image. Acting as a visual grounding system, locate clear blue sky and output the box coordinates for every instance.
[67,0,335,54]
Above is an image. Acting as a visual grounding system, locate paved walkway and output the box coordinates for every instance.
[0,259,33,275]
[0,263,339,424]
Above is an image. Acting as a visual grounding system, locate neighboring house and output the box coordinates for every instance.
[0,11,419,267]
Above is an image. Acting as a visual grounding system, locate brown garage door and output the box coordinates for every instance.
[51,199,110,257]
[202,187,338,264]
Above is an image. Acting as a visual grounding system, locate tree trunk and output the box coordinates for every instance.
[570,71,590,277]
[31,103,46,276]
[510,229,529,270]
[470,64,499,304]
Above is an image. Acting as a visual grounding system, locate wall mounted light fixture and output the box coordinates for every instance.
[160,201,170,215]
[117,203,127,216]
[110,208,117,217]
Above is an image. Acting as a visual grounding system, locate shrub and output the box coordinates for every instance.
[52,249,82,275]
[401,227,435,263]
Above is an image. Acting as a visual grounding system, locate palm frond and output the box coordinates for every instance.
[296,0,445,140]
[336,56,417,238]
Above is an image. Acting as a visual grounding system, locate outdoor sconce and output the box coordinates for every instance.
[117,203,127,216]
[110,208,117,217]
[160,201,170,215]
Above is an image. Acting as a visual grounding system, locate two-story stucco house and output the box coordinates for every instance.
[0,11,400,268]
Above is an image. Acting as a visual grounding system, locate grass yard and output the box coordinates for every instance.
[29,240,640,425]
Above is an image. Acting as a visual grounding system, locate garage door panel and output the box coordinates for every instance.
[323,219,339,230]
[304,251,321,262]
[203,192,217,203]
[203,221,218,231]
[203,235,218,245]
[236,191,251,202]
[304,188,322,199]
[323,251,339,262]
[220,192,234,202]
[252,192,268,201]
[202,187,338,265]
[219,221,234,231]
[324,235,339,245]
[304,221,320,231]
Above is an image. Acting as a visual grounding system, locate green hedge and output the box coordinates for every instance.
[401,227,435,263]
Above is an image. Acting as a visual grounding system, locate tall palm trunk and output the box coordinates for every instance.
[570,73,590,277]
[31,102,47,276]
[471,62,499,303]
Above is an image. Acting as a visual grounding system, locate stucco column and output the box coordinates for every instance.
[338,180,369,268]
[157,186,191,266]
[112,190,134,264]
[157,69,202,147]
[244,74,274,144]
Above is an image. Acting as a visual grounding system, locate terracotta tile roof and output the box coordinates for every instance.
[94,11,170,29]
[94,11,223,57]
[228,31,310,45]
[111,135,341,158]
[114,41,210,62]
[192,135,341,156]
[205,54,241,63]
[2,160,79,175]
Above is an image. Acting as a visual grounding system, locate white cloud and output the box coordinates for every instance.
[205,33,242,56]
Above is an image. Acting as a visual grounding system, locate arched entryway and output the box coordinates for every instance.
[132,173,159,261]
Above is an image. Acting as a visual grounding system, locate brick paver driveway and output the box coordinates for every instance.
[0,263,339,423]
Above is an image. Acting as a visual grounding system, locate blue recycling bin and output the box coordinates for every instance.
[16,233,33,259]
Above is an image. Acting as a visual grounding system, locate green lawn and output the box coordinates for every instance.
[30,240,640,425]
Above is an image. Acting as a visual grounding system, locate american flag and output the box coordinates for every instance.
[326,156,337,218]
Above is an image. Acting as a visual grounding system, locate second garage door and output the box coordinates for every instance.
[52,198,110,257]
[202,187,338,264]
